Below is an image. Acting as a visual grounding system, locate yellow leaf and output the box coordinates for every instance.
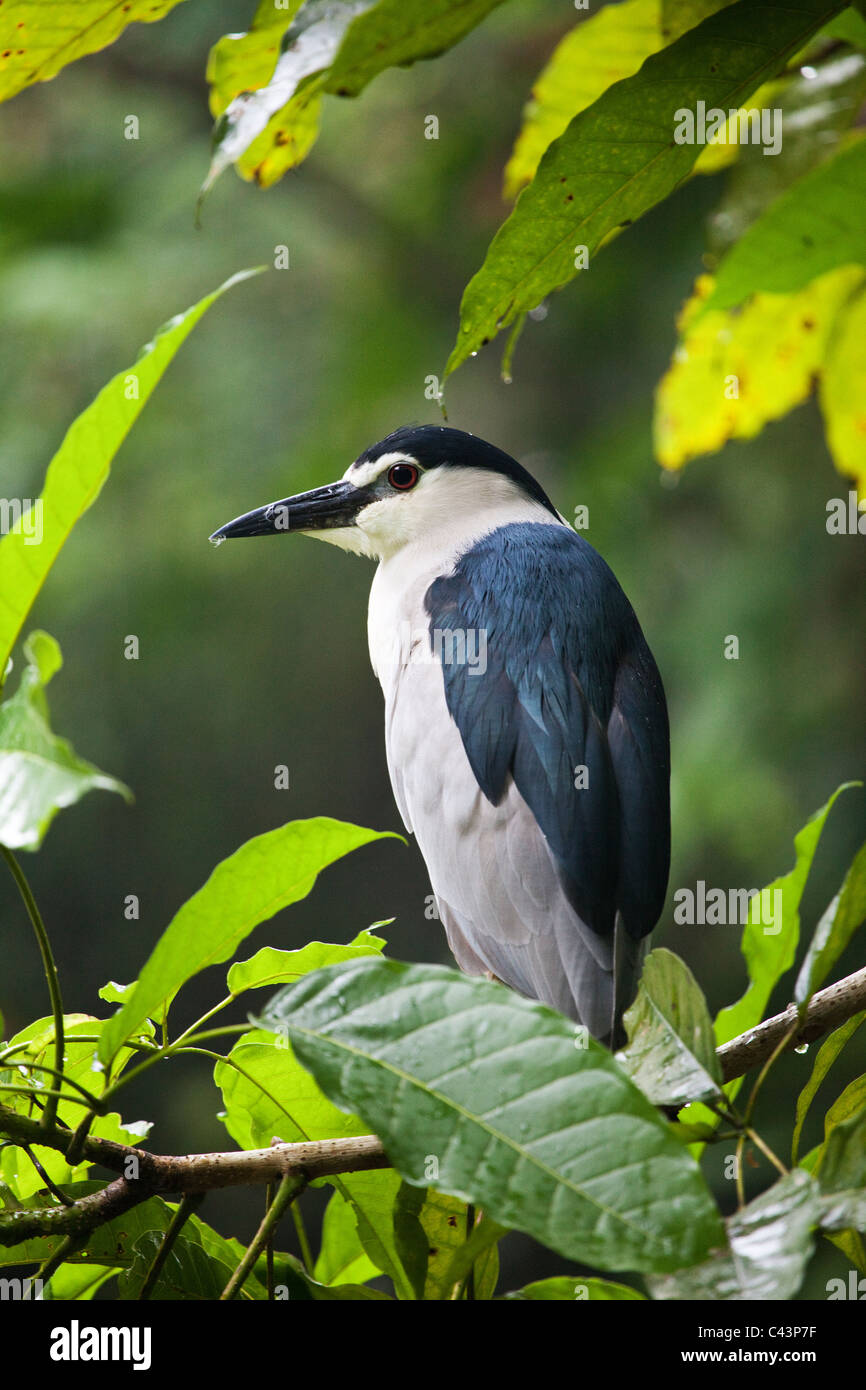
[654,266,864,470]
[503,0,664,200]
[820,287,866,496]
[206,0,303,118]
[0,0,186,103]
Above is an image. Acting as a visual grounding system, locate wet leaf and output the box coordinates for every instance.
[259,958,724,1274]
[619,948,723,1107]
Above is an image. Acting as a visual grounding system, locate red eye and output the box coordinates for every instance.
[387,462,419,490]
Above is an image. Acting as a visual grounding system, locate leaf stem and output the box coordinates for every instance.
[220,1171,307,1301]
[1,846,64,1130]
[138,1193,204,1300]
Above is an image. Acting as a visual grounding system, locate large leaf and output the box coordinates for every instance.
[792,1012,866,1163]
[99,818,397,1063]
[503,0,665,199]
[619,948,723,1107]
[0,270,258,682]
[795,841,866,1007]
[0,630,129,851]
[649,1170,820,1300]
[0,0,187,103]
[445,0,846,379]
[654,265,863,470]
[259,959,725,1274]
[204,0,505,192]
[700,137,866,314]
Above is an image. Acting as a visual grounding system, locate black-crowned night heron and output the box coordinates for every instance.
[211,426,670,1047]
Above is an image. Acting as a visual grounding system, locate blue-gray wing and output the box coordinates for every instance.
[423,522,669,1037]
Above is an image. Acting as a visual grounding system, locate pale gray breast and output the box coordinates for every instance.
[380,631,633,1041]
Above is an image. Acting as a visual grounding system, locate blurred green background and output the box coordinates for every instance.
[1,0,864,1296]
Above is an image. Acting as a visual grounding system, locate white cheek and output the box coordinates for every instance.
[298,527,375,558]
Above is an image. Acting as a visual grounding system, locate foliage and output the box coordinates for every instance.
[0,0,864,1302]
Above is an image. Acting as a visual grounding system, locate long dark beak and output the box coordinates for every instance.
[209,479,366,542]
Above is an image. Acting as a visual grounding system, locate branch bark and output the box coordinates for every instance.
[717,964,866,1082]
[2,964,865,1248]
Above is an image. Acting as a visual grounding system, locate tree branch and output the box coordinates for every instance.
[2,965,865,1249]
[717,964,866,1083]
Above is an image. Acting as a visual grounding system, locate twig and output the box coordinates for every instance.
[717,966,866,1082]
[1,847,64,1131]
[220,1171,307,1301]
[138,1193,204,1300]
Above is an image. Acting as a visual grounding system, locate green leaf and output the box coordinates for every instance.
[0,270,259,682]
[0,0,187,103]
[97,981,137,1006]
[216,1029,365,1151]
[446,0,847,379]
[42,1264,119,1300]
[820,282,866,494]
[271,1252,392,1299]
[503,0,665,200]
[99,817,397,1062]
[700,138,866,314]
[341,1167,416,1299]
[681,785,858,1135]
[649,1170,821,1300]
[314,1188,380,1287]
[817,1078,866,1188]
[619,948,723,1106]
[715,783,857,1050]
[117,1228,253,1301]
[259,959,724,1274]
[503,1276,645,1300]
[204,0,505,192]
[0,630,130,851]
[795,842,866,1008]
[792,1011,866,1163]
[227,926,385,996]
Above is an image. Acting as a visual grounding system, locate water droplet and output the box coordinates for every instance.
[800,65,817,79]
[470,350,478,358]
[209,535,225,547]
[502,373,513,385]
[794,1042,809,1054]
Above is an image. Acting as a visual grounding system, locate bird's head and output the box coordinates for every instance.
[209,425,559,561]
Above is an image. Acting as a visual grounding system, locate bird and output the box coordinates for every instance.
[210,425,670,1048]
